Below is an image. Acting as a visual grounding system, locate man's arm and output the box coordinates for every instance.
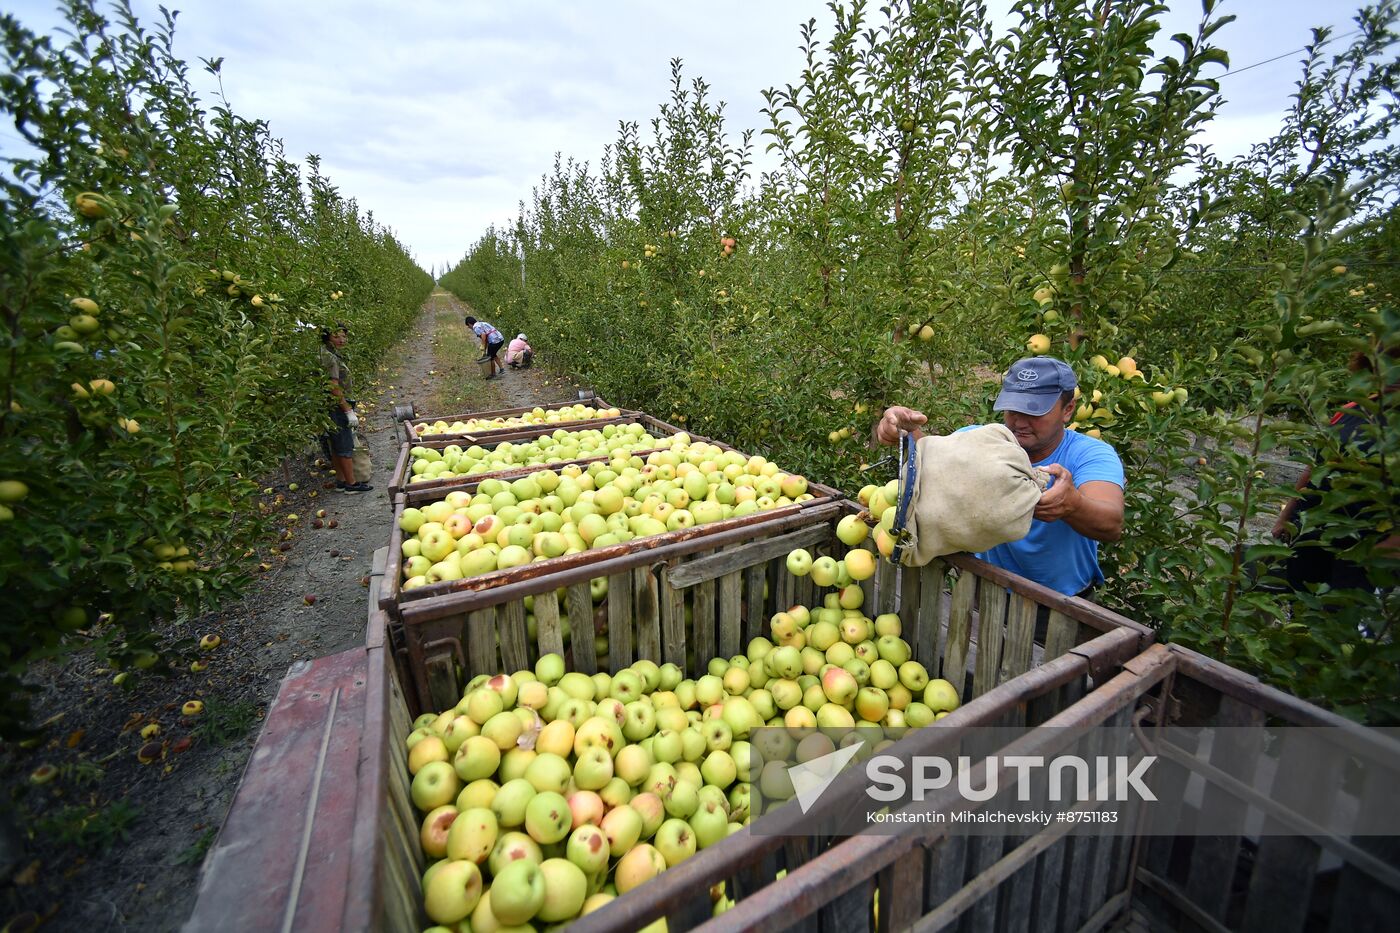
[875,406,928,445]
[1034,466,1123,542]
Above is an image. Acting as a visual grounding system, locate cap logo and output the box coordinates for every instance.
[1015,368,1040,382]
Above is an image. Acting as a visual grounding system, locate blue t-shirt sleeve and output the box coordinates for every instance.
[1070,436,1125,487]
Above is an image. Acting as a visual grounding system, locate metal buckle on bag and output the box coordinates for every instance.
[889,431,919,565]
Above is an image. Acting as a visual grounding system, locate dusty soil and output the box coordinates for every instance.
[0,291,588,932]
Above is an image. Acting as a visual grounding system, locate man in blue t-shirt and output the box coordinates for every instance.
[875,356,1125,597]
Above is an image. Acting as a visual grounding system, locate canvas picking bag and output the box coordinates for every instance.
[899,424,1049,566]
[352,431,373,484]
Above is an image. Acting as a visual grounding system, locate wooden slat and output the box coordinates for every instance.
[774,557,796,616]
[878,847,925,932]
[1042,609,1078,661]
[659,566,687,668]
[1326,767,1400,933]
[743,562,767,643]
[999,594,1038,687]
[692,579,716,678]
[1081,714,1121,926]
[875,557,897,619]
[666,523,830,588]
[963,835,1005,932]
[1140,726,1198,881]
[781,836,822,933]
[973,581,1007,697]
[1060,833,1095,930]
[424,653,459,713]
[608,568,635,671]
[732,848,779,900]
[466,607,497,679]
[634,565,662,665]
[795,572,816,615]
[816,876,873,933]
[899,565,921,665]
[999,857,1037,933]
[1030,837,1068,933]
[922,836,968,917]
[534,589,565,660]
[917,562,944,676]
[1240,728,1344,933]
[943,572,976,698]
[499,599,530,673]
[718,570,743,660]
[1183,695,1266,921]
[666,890,714,932]
[566,583,597,674]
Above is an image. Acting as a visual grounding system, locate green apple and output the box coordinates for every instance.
[836,514,869,546]
[489,830,543,876]
[446,807,498,864]
[924,678,960,712]
[614,843,666,894]
[524,791,571,845]
[785,548,813,576]
[810,556,839,587]
[536,857,589,923]
[423,858,483,924]
[601,804,643,857]
[654,818,697,867]
[490,859,546,925]
[413,760,463,812]
[566,823,611,874]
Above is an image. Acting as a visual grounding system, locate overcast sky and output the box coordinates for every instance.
[4,1,1362,274]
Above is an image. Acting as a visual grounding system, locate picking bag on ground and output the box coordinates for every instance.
[352,431,373,484]
[899,424,1049,566]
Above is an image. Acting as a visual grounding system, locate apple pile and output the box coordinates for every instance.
[764,570,960,730]
[406,654,758,928]
[407,423,682,485]
[412,404,624,438]
[407,633,958,929]
[397,446,816,590]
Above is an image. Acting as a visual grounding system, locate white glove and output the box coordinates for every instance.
[345,410,359,428]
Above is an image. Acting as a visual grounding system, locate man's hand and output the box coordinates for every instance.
[1033,467,1124,542]
[875,407,928,446]
[1033,464,1080,522]
[345,410,360,428]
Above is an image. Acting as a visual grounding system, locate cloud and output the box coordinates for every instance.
[3,0,1361,272]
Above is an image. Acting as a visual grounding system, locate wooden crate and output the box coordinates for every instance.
[683,643,1400,933]
[386,413,700,501]
[378,466,847,664]
[385,497,845,714]
[399,397,633,445]
[183,546,1148,930]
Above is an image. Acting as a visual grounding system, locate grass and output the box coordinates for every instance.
[191,696,260,746]
[35,800,139,851]
[176,827,217,867]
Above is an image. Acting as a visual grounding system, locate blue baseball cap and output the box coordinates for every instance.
[993,357,1078,416]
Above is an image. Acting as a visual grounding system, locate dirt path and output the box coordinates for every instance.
[0,290,587,932]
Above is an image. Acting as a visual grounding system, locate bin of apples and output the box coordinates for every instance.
[397,445,817,590]
[407,635,960,928]
[407,423,680,485]
[412,404,623,438]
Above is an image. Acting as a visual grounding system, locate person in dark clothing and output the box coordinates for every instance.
[1274,349,1398,591]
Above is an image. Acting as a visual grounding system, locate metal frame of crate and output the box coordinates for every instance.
[644,643,1400,933]
[399,397,634,445]
[386,412,699,501]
